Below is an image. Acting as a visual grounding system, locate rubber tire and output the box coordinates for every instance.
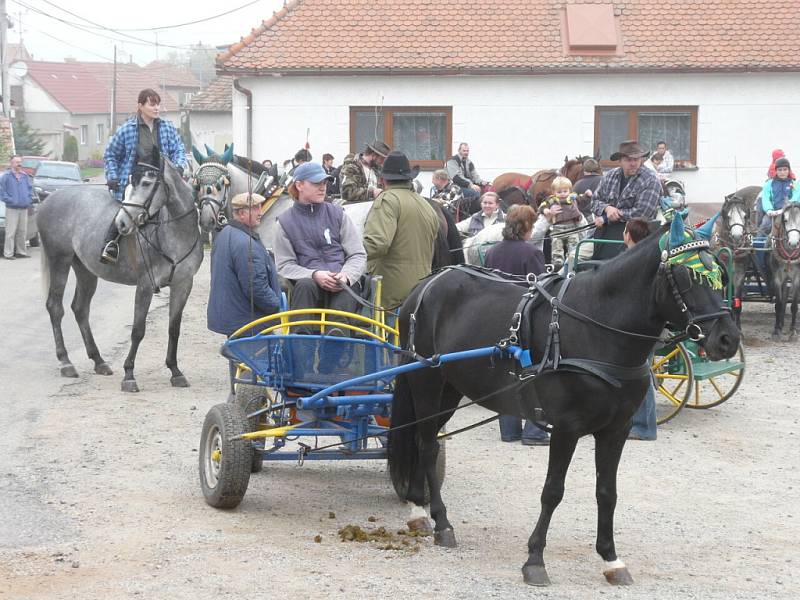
[199,403,253,509]
[233,384,268,473]
[390,439,447,504]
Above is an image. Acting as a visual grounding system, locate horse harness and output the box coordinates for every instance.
[407,237,730,387]
[118,160,201,292]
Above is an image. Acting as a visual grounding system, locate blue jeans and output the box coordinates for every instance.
[630,379,657,440]
[461,187,480,201]
[499,415,548,442]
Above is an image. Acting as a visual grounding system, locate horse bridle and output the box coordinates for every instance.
[118,161,165,226]
[192,161,231,229]
[720,195,752,248]
[773,202,800,262]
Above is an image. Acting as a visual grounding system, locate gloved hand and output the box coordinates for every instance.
[107,179,119,193]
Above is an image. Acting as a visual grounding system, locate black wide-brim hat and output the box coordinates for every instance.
[610,140,650,161]
[381,150,420,181]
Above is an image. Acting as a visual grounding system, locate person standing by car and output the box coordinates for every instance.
[101,88,188,264]
[1,155,34,259]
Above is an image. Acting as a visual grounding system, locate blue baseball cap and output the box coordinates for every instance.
[292,162,333,183]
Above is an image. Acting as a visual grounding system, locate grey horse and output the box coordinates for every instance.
[37,159,204,392]
[769,200,800,340]
[713,185,761,327]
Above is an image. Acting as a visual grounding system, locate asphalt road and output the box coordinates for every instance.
[0,247,167,549]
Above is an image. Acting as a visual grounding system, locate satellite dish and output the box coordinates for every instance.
[10,61,28,78]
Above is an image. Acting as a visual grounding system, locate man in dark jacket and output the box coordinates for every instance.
[445,142,487,204]
[572,158,603,218]
[207,192,282,336]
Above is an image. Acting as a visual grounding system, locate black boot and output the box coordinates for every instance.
[100,221,120,264]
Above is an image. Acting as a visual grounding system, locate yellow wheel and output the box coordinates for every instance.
[652,342,693,425]
[685,342,745,409]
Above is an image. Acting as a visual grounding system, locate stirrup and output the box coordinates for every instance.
[100,241,119,264]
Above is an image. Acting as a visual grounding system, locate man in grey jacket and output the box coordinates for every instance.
[273,162,366,318]
[445,142,488,203]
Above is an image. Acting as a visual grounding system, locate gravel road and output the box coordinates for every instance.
[2,249,798,599]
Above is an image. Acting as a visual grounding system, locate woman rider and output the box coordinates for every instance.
[101,88,188,264]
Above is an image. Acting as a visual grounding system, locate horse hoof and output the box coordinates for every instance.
[522,564,551,586]
[60,364,79,378]
[406,517,433,536]
[121,379,140,393]
[95,362,113,376]
[433,527,457,548]
[604,567,634,586]
[170,375,190,388]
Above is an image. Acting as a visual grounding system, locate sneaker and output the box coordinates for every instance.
[13,253,30,259]
[100,241,119,264]
[4,255,15,260]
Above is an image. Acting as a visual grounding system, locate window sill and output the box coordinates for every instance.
[673,165,698,172]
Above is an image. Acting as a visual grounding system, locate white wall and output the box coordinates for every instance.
[232,72,800,203]
[189,111,232,154]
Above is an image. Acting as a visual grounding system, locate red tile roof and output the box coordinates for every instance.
[186,76,232,111]
[26,61,180,115]
[218,0,800,74]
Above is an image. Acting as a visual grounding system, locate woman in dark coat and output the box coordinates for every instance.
[484,205,549,445]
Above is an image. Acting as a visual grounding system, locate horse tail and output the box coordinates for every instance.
[388,371,418,496]
[40,244,50,300]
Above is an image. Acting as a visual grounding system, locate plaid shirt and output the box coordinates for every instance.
[103,116,187,201]
[590,166,661,221]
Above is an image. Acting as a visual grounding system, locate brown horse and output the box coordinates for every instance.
[492,156,590,209]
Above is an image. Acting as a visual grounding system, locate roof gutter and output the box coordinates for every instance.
[233,78,253,157]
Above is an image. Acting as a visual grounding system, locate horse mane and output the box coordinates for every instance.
[231,154,267,177]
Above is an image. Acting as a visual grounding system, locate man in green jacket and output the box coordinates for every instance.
[363,151,440,309]
[339,140,390,204]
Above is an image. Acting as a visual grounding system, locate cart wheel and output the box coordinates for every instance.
[652,342,693,425]
[234,385,274,473]
[686,341,745,409]
[199,403,253,509]
[390,438,446,504]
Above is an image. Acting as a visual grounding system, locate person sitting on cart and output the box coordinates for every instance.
[273,162,366,329]
[589,140,661,260]
[758,156,800,235]
[207,192,282,337]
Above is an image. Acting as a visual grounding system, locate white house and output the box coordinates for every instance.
[216,0,800,202]
[185,76,233,155]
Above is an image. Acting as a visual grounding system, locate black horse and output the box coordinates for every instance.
[388,220,739,586]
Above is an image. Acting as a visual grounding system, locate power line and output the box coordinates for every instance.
[13,0,197,50]
[28,27,113,61]
[51,0,263,33]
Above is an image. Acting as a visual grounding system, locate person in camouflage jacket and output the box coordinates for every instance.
[339,140,390,204]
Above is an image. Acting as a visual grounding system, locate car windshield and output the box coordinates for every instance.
[21,158,42,170]
[36,163,81,181]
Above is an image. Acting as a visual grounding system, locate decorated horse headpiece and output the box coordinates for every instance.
[191,144,233,193]
[658,211,723,290]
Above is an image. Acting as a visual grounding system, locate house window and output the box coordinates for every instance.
[80,125,88,145]
[96,123,104,144]
[594,106,698,167]
[350,106,452,169]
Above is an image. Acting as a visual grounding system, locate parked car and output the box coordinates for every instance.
[0,191,41,248]
[20,155,48,176]
[33,160,88,201]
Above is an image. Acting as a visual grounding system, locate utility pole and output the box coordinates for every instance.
[111,45,117,133]
[1,0,10,117]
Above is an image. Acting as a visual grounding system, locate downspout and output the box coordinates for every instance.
[233,78,253,157]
